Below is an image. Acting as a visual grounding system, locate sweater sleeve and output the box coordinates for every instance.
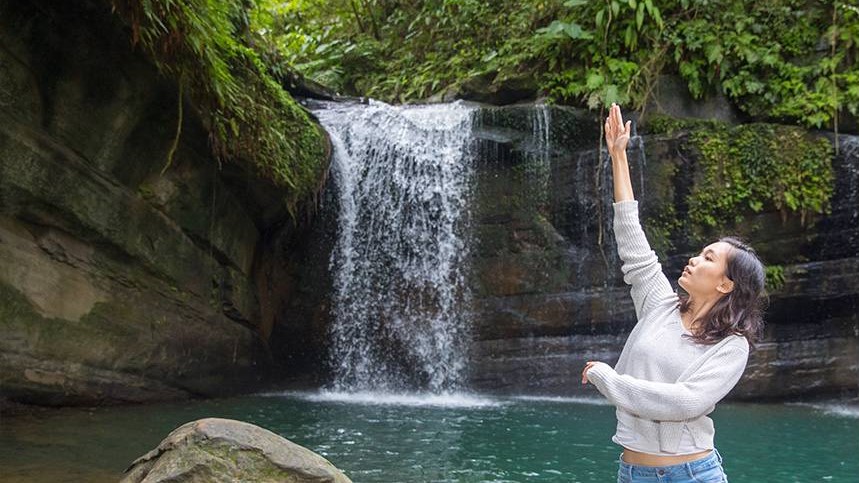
[586,344,749,421]
[613,200,677,319]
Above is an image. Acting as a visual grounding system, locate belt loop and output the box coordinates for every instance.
[685,462,695,480]
[714,447,723,464]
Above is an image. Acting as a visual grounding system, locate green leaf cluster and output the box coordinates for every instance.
[543,0,859,127]
[541,0,667,108]
[110,0,327,210]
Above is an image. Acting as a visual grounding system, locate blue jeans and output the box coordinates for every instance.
[617,448,728,482]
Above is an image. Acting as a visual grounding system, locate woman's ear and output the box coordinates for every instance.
[717,279,735,294]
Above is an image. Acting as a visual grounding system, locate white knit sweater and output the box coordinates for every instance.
[586,200,750,455]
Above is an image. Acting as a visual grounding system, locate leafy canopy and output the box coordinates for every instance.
[257,0,859,130]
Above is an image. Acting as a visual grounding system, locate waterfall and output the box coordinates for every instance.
[838,136,859,242]
[528,104,552,206]
[313,100,477,393]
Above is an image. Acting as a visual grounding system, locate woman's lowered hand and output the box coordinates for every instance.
[582,361,600,385]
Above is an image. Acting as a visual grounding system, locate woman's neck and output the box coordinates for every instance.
[682,295,720,331]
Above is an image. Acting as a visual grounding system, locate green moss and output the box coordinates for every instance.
[109,0,326,211]
[137,184,156,201]
[687,123,834,239]
[646,116,834,242]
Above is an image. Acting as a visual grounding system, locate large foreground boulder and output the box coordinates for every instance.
[121,418,352,483]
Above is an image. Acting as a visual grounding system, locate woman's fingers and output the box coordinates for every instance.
[606,103,626,137]
[582,361,596,384]
[610,104,617,127]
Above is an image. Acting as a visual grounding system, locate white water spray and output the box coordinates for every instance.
[314,100,477,393]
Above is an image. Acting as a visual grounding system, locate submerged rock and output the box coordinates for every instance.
[121,418,352,483]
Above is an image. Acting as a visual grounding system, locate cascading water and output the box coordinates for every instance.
[837,135,859,253]
[313,100,477,393]
[527,104,552,206]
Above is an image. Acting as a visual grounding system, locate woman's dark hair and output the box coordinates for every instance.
[678,236,767,350]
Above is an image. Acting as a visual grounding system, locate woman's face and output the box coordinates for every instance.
[678,241,734,297]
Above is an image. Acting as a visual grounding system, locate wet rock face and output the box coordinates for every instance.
[121,418,352,483]
[0,0,317,405]
[466,104,639,396]
[466,104,859,400]
[424,72,540,105]
[645,75,744,124]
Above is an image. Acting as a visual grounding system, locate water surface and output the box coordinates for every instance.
[1,393,856,482]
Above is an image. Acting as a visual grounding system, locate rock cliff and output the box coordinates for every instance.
[0,0,327,405]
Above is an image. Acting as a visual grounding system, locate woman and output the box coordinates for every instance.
[582,104,766,482]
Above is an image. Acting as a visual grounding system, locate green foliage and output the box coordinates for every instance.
[686,122,834,231]
[541,0,859,127]
[264,1,859,132]
[765,264,786,291]
[666,1,859,128]
[540,0,667,108]
[255,0,557,102]
[110,0,326,209]
[642,115,834,249]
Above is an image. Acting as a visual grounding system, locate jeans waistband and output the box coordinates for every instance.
[619,448,723,477]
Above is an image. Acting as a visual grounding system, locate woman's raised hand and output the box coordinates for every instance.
[604,103,632,159]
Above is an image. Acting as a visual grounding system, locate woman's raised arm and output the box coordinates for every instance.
[605,103,634,202]
[605,104,676,319]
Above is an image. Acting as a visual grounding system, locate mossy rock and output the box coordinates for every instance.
[121,418,352,483]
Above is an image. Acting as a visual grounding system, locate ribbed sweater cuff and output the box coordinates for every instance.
[612,200,639,223]
[586,361,615,394]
